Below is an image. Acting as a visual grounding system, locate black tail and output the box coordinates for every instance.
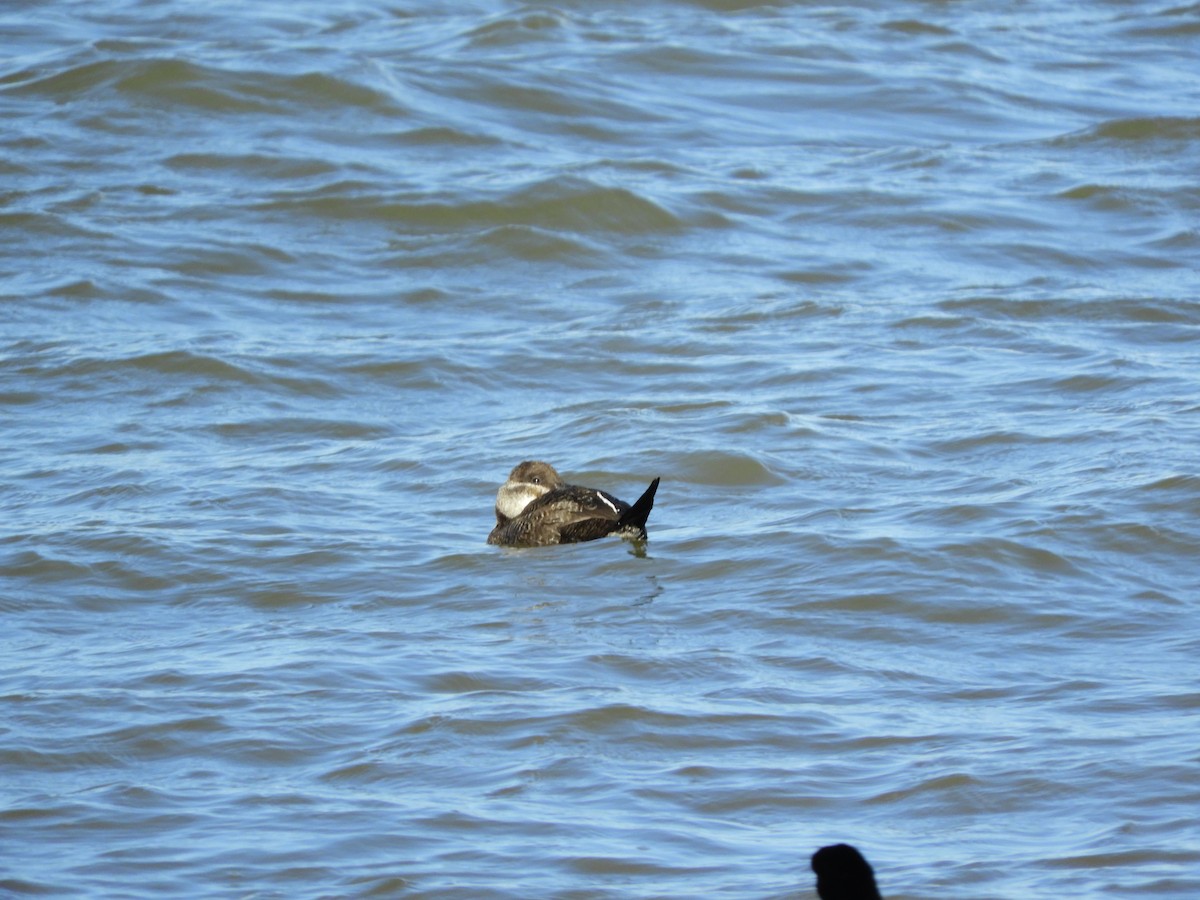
[618,477,660,537]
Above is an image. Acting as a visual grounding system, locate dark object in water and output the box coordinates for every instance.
[811,844,884,900]
[487,460,659,548]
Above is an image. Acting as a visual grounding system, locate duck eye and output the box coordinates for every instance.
[531,477,540,484]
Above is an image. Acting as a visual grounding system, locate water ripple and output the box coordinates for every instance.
[4,2,1200,898]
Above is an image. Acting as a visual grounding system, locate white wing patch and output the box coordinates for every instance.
[598,493,619,515]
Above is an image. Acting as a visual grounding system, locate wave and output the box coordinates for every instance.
[939,294,1200,324]
[258,175,686,235]
[1048,115,1200,147]
[6,55,406,117]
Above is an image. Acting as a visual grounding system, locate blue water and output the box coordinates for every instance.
[3,1,1199,897]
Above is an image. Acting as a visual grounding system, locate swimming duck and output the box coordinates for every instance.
[811,844,883,900]
[486,460,660,547]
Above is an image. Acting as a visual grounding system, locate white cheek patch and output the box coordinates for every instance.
[598,494,618,515]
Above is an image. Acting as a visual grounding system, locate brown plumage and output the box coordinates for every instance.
[487,460,660,548]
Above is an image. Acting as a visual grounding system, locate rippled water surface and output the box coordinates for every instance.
[3,1,1200,897]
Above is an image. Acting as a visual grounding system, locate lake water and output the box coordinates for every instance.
[2,1,1199,897]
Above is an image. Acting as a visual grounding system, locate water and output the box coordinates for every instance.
[2,1,1199,897]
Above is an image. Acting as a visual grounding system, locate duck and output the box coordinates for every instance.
[486,460,660,547]
[811,844,883,900]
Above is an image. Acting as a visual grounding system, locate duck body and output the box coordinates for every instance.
[487,460,660,548]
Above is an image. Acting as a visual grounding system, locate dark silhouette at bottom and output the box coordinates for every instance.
[811,844,883,900]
